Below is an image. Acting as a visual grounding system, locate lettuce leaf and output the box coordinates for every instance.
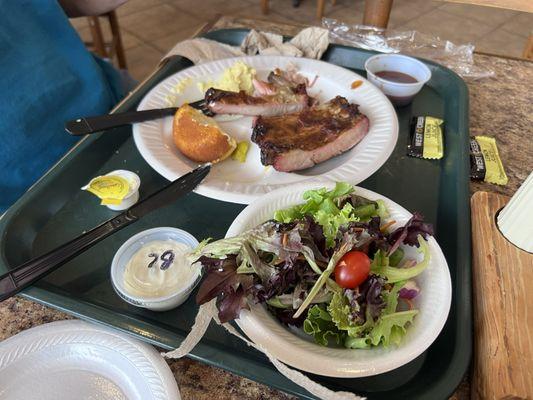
[303,305,346,346]
[191,236,245,259]
[328,291,356,330]
[328,291,372,337]
[274,206,302,224]
[328,293,376,349]
[314,203,360,247]
[274,182,359,248]
[382,281,405,315]
[387,212,434,254]
[293,232,359,318]
[195,255,254,323]
[274,183,395,249]
[376,199,389,219]
[344,336,372,349]
[368,310,418,346]
[239,242,276,282]
[389,247,404,267]
[371,236,430,283]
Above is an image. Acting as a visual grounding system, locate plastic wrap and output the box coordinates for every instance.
[323,18,494,79]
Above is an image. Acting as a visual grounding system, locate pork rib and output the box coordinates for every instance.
[251,96,370,172]
[205,84,309,117]
[205,67,312,116]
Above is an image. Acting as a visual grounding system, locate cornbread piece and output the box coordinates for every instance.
[173,104,236,163]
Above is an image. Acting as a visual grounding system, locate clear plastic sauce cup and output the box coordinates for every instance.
[111,227,200,312]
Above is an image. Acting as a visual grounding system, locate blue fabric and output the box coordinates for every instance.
[0,0,124,212]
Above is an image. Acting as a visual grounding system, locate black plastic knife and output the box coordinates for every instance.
[65,99,213,136]
[0,164,211,302]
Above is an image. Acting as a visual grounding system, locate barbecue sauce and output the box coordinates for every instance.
[375,70,418,83]
[374,71,419,106]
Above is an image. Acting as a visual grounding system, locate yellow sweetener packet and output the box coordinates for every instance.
[407,116,444,159]
[84,175,130,205]
[474,136,508,185]
[422,117,444,159]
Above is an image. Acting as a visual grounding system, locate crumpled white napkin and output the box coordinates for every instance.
[163,300,365,400]
[163,37,245,64]
[164,27,330,64]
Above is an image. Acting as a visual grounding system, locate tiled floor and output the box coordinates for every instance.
[69,0,532,81]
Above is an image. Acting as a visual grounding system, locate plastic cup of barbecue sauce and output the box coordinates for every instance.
[364,54,432,107]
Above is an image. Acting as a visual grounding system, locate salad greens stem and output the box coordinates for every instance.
[302,249,340,292]
[293,239,355,319]
[267,297,291,308]
[371,236,430,283]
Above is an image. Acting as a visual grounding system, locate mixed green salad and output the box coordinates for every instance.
[192,183,433,349]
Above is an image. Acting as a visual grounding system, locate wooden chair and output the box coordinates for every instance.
[523,35,533,59]
[362,0,393,28]
[362,0,533,60]
[86,10,127,69]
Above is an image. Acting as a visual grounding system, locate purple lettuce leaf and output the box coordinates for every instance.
[387,212,434,255]
[217,282,252,323]
[359,274,386,320]
[195,255,254,323]
[196,256,240,305]
[300,215,328,260]
[241,242,277,282]
[252,259,315,303]
[343,274,386,324]
[271,306,309,327]
[339,217,390,257]
[398,280,420,300]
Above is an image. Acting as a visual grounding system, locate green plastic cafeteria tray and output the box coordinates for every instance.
[0,29,471,399]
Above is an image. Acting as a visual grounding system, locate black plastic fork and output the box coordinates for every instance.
[64,99,214,136]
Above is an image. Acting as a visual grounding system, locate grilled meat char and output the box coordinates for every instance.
[205,68,312,117]
[251,96,370,172]
[205,84,310,117]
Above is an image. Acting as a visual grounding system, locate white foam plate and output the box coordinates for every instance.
[0,321,180,400]
[225,182,452,377]
[133,56,398,204]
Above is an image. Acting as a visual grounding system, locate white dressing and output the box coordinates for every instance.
[123,240,196,298]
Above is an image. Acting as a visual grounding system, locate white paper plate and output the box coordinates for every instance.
[133,56,398,204]
[225,182,452,378]
[0,321,180,400]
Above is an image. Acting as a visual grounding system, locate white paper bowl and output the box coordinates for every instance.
[111,227,200,311]
[225,182,452,378]
[365,54,431,106]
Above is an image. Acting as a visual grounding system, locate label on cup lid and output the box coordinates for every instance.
[83,175,130,205]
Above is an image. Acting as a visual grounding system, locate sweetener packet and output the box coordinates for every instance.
[407,116,444,159]
[470,136,508,185]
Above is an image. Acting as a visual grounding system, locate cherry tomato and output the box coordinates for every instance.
[334,251,371,289]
